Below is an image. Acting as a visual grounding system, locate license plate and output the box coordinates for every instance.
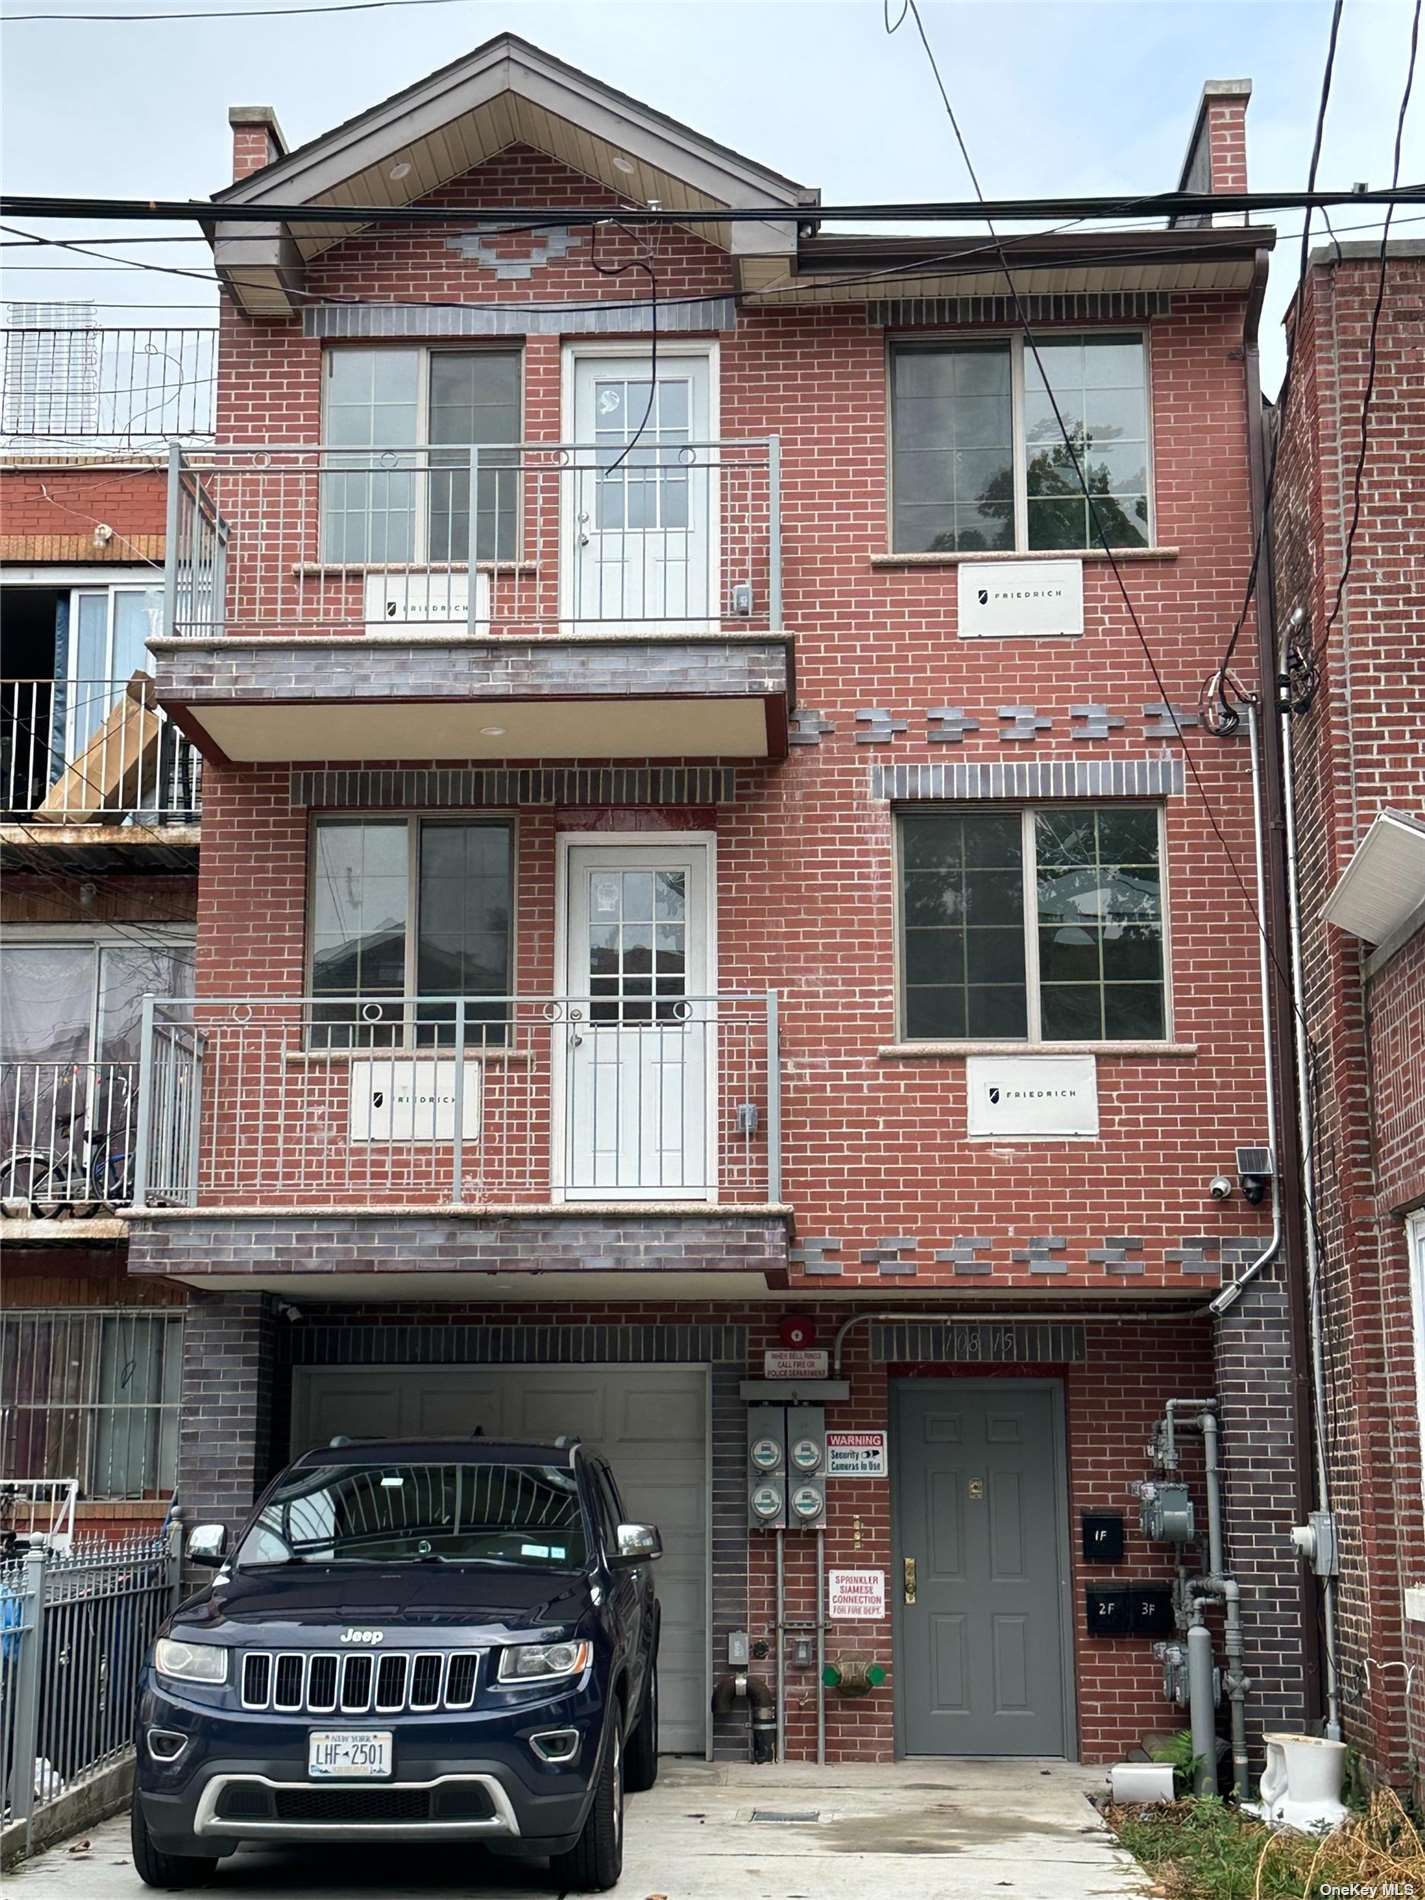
[307,1730,392,1779]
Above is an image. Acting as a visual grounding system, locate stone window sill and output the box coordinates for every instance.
[293,559,538,579]
[869,547,1180,569]
[878,1040,1198,1059]
[285,1048,532,1065]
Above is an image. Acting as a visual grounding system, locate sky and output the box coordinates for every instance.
[1,0,1422,393]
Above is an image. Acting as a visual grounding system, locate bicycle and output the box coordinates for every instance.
[0,1071,136,1218]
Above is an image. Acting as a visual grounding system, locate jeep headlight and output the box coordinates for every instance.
[497,1639,592,1684]
[154,1637,228,1685]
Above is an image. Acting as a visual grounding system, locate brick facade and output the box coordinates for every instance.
[1271,242,1425,1786]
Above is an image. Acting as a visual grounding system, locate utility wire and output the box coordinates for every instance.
[1210,0,1345,718]
[1299,0,1421,685]
[3,186,1419,228]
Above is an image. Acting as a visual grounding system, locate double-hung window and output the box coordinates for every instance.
[309,816,513,1047]
[322,347,521,566]
[890,334,1151,553]
[899,806,1167,1041]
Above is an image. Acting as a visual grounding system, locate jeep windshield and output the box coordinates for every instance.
[235,1462,589,1568]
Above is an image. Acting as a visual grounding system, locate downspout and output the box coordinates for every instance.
[1278,683,1343,1742]
[1212,245,1324,1729]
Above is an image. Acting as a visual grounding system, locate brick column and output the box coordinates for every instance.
[1213,1266,1313,1757]
[176,1291,278,1538]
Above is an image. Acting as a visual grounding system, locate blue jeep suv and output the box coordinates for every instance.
[132,1436,662,1892]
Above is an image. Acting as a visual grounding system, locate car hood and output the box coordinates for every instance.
[174,1564,596,1645]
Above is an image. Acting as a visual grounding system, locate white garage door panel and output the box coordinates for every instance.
[289,1365,708,1754]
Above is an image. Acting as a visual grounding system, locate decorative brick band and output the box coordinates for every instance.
[869,291,1173,326]
[304,297,738,339]
[126,1211,791,1281]
[151,636,790,707]
[1,533,165,563]
[282,1321,747,1366]
[870,1319,1086,1364]
[291,766,738,809]
[870,754,1185,801]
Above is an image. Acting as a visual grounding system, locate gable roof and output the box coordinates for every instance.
[208,32,816,314]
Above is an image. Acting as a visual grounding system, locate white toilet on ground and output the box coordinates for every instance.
[1256,1733,1349,1832]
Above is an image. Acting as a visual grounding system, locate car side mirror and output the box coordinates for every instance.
[186,1524,227,1567]
[613,1522,662,1566]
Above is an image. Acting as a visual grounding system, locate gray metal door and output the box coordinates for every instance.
[893,1381,1069,1756]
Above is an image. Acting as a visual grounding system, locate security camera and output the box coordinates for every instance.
[1208,1175,1234,1202]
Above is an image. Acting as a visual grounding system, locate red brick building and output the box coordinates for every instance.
[5,42,1329,1770]
[1269,238,1425,1791]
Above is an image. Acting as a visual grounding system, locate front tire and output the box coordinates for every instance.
[550,1714,623,1892]
[130,1799,218,1891]
[625,1656,658,1793]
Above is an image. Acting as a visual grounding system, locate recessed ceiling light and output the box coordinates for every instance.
[480,725,507,737]
[612,155,636,174]
[388,160,413,180]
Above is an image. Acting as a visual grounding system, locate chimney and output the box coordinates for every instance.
[228,105,287,183]
[1176,80,1251,226]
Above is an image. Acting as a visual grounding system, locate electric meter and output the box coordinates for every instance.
[790,1438,822,1472]
[750,1482,784,1522]
[750,1437,782,1472]
[790,1483,825,1522]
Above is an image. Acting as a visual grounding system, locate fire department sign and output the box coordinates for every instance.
[827,1569,886,1621]
[826,1432,888,1478]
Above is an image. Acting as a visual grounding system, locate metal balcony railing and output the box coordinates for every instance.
[165,439,782,638]
[1,677,202,825]
[0,1061,140,1211]
[1,326,216,444]
[131,994,782,1211]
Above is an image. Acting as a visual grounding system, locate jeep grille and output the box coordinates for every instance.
[240,1649,481,1714]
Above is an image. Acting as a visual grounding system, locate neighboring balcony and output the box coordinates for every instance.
[1,676,202,840]
[123,992,791,1294]
[0,1059,139,1226]
[149,442,792,765]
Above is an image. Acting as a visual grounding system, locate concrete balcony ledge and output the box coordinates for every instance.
[123,1204,795,1300]
[149,633,793,764]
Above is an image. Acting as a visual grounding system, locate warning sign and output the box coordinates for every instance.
[827,1568,886,1621]
[763,1349,829,1378]
[826,1431,887,1478]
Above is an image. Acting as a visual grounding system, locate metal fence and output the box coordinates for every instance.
[0,1310,183,1500]
[133,992,782,1209]
[0,1061,142,1213]
[1,327,216,444]
[1,676,203,825]
[1,1531,182,1849]
[166,438,782,638]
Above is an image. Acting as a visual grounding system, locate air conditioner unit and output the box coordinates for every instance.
[363,568,489,630]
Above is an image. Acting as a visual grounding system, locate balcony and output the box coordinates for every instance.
[149,442,792,764]
[0,1060,139,1240]
[123,993,790,1297]
[2,324,216,447]
[1,676,202,854]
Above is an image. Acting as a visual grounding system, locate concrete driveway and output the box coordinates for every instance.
[10,1759,1150,1899]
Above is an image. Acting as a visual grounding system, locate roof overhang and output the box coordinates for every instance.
[208,33,815,316]
[745,225,1273,305]
[149,633,793,763]
[1322,808,1425,945]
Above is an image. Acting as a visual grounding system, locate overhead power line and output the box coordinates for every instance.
[1,186,1420,229]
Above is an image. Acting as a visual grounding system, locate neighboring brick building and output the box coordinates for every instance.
[1270,239,1425,1791]
[0,309,210,1542]
[84,36,1327,1766]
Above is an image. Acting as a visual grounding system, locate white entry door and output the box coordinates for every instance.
[562,841,714,1200]
[567,352,714,626]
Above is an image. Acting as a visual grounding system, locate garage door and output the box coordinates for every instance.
[289,1365,708,1754]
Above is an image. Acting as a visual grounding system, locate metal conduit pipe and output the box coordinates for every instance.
[1211,701,1284,1317]
[1190,1577,1251,1801]
[710,1673,777,1764]
[1278,683,1344,1745]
